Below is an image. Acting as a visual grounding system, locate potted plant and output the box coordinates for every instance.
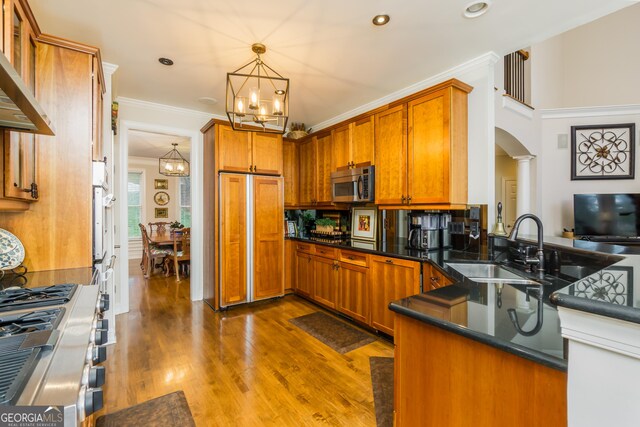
[170,221,185,231]
[287,122,310,139]
[301,211,315,237]
[315,218,336,233]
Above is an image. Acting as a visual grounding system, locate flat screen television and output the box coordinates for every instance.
[574,193,640,237]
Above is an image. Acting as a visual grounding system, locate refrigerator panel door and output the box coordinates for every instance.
[219,173,249,307]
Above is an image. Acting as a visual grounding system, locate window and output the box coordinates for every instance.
[128,172,143,238]
[179,177,191,227]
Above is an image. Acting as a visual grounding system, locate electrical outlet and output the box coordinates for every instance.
[557,134,568,149]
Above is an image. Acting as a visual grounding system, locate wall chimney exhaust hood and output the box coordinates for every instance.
[0,51,54,135]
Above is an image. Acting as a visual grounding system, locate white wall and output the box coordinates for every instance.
[115,97,213,312]
[495,155,517,208]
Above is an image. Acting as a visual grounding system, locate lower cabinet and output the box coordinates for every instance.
[284,239,295,292]
[295,250,314,297]
[337,261,369,324]
[370,256,421,336]
[312,255,338,309]
[425,263,453,290]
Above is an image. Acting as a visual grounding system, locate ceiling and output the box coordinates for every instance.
[30,0,637,128]
[128,130,190,159]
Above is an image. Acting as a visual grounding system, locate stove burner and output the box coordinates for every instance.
[0,324,20,336]
[0,284,77,312]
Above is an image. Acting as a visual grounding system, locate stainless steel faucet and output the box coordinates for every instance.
[507,214,545,273]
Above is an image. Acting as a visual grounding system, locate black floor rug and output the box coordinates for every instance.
[96,391,195,427]
[370,357,394,427]
[289,311,376,354]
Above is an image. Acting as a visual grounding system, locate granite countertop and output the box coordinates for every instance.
[0,267,95,289]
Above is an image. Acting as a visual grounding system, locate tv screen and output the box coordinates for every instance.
[574,193,640,237]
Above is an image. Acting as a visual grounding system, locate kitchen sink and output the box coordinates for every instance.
[445,262,541,285]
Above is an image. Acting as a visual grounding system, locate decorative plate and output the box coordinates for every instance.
[0,228,25,270]
[154,191,170,206]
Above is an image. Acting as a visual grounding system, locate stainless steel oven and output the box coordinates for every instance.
[331,166,375,203]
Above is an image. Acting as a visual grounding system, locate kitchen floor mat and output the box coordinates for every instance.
[289,311,376,354]
[370,356,394,427]
[96,390,195,427]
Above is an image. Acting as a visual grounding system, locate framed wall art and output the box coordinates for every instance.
[154,179,169,190]
[571,123,635,180]
[351,207,377,242]
[155,208,168,218]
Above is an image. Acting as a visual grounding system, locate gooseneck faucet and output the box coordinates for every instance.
[507,213,545,273]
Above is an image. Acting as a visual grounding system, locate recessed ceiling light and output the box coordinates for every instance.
[158,57,174,66]
[198,97,218,105]
[372,14,390,26]
[463,1,490,18]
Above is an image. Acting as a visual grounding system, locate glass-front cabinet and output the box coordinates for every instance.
[3,130,38,201]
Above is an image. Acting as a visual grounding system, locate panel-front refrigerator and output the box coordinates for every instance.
[219,173,284,308]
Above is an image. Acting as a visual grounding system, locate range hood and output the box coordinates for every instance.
[0,51,54,135]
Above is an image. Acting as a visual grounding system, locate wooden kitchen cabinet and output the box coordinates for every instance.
[298,138,315,205]
[425,263,453,291]
[91,56,104,161]
[314,133,333,205]
[3,0,36,88]
[295,250,314,297]
[374,104,407,205]
[283,139,299,207]
[407,87,468,205]
[2,131,38,203]
[313,255,338,309]
[374,80,471,207]
[284,239,295,292]
[252,176,284,300]
[352,116,374,166]
[331,124,351,170]
[217,124,283,175]
[219,174,248,307]
[370,255,421,336]
[337,261,369,324]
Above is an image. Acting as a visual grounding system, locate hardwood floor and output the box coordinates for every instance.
[97,260,393,426]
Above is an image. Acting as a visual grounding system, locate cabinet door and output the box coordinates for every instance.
[283,140,299,207]
[425,263,453,290]
[217,125,252,173]
[298,139,316,205]
[284,239,295,292]
[252,132,283,175]
[315,134,333,204]
[313,256,338,309]
[407,89,451,204]
[253,176,284,300]
[337,262,369,324]
[374,105,407,205]
[352,116,374,166]
[295,251,314,297]
[331,124,351,170]
[4,131,37,201]
[219,174,248,306]
[370,256,420,335]
[92,56,104,161]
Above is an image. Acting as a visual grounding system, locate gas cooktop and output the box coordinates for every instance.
[0,308,65,337]
[0,284,77,312]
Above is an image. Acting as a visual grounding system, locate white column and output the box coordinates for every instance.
[513,155,535,235]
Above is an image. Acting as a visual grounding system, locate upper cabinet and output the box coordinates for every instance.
[283,139,299,207]
[91,56,104,161]
[298,138,315,206]
[217,124,283,176]
[330,117,375,171]
[3,0,36,88]
[314,133,332,205]
[375,80,472,207]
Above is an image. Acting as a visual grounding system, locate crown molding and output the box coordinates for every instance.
[117,97,218,120]
[311,51,500,132]
[539,104,640,119]
[102,62,119,76]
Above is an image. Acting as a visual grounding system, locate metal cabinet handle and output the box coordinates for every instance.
[347,256,354,260]
[401,195,406,204]
[407,196,412,204]
[385,259,393,264]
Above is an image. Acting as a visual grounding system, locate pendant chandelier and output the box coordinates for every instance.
[159,143,190,177]
[226,43,289,134]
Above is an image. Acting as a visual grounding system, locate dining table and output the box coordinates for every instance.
[148,231,175,246]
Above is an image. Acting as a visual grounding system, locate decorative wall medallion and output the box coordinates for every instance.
[570,266,633,306]
[571,123,635,180]
[154,191,170,206]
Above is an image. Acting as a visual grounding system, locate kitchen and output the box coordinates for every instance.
[2,2,640,426]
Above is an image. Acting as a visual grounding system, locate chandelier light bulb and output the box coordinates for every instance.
[165,163,174,171]
[236,98,245,116]
[177,163,185,172]
[249,88,259,110]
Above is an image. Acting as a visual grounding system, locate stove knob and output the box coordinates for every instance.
[93,346,107,364]
[84,387,104,417]
[89,366,106,388]
[93,328,108,345]
[95,318,109,331]
[98,294,110,312]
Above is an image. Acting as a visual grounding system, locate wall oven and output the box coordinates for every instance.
[331,165,375,203]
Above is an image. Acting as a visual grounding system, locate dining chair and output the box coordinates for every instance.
[148,222,170,237]
[166,227,190,281]
[139,223,173,278]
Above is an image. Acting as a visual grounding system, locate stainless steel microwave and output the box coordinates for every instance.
[331,166,375,203]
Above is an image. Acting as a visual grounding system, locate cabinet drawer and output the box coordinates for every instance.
[339,250,369,267]
[295,242,314,254]
[313,245,338,259]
